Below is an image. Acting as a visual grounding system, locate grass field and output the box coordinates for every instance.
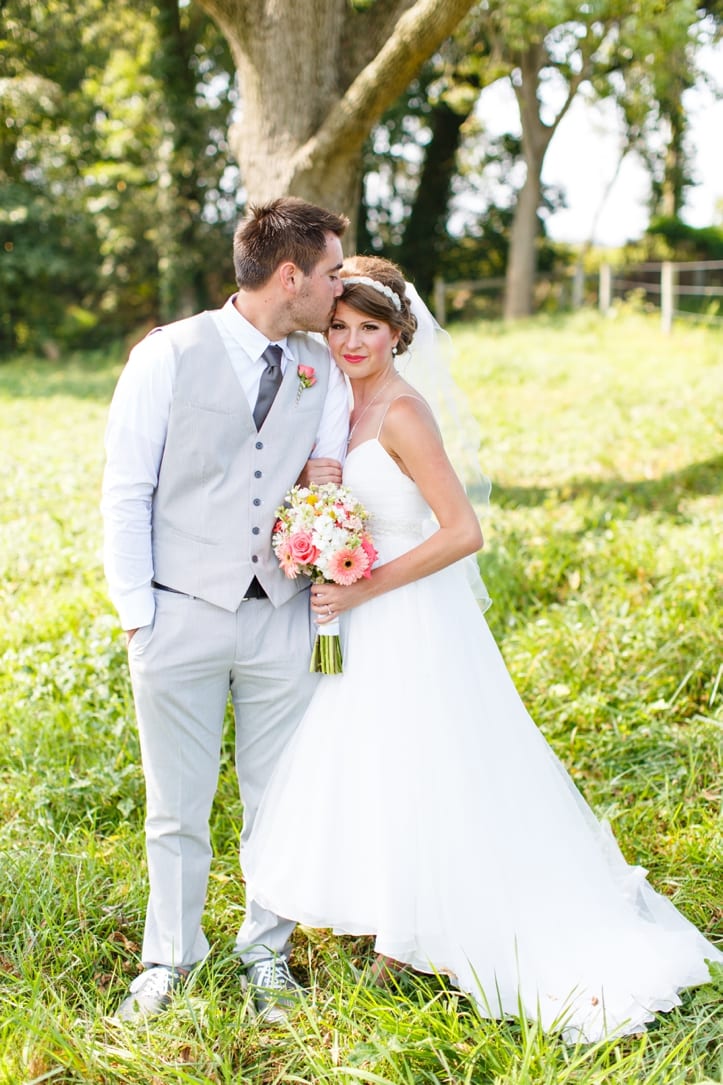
[0,309,721,1084]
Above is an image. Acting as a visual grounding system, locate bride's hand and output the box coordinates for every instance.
[310,581,369,623]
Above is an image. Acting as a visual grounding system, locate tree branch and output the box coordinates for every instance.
[195,0,256,44]
[291,0,478,179]
[340,0,420,80]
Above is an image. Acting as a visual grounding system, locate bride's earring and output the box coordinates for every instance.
[392,345,398,356]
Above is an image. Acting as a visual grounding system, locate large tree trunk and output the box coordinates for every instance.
[398,99,471,296]
[659,95,689,218]
[196,0,479,248]
[503,40,584,319]
[504,44,552,319]
[155,0,218,319]
[504,152,544,319]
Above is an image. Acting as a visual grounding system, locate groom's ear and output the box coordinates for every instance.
[278,261,300,293]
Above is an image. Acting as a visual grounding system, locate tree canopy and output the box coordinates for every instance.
[1,0,718,352]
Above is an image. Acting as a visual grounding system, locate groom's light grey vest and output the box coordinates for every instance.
[150,310,331,611]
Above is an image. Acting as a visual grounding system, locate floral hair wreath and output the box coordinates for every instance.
[342,275,403,312]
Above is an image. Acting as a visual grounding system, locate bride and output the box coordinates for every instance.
[242,255,721,1042]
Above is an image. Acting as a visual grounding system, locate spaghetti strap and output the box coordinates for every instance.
[375,394,428,439]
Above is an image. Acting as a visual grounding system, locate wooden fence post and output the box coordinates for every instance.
[661,262,675,333]
[572,263,585,309]
[599,264,612,314]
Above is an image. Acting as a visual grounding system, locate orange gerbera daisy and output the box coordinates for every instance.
[327,546,369,585]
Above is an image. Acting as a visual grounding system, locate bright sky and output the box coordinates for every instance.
[475,41,723,248]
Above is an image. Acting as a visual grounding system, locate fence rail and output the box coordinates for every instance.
[606,260,723,331]
[434,260,723,331]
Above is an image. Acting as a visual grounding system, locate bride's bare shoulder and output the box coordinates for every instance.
[382,389,441,442]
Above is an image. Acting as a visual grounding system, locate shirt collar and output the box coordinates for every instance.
[219,295,290,364]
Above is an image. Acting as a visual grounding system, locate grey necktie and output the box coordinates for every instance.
[253,344,284,429]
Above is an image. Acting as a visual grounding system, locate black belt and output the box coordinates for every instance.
[151,579,268,600]
[151,580,187,595]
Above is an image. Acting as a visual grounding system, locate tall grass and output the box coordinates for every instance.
[0,313,721,1084]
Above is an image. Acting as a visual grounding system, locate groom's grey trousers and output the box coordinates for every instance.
[128,584,318,968]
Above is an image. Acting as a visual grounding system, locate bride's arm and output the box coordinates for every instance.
[312,396,483,619]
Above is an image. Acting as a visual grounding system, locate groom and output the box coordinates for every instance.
[102,197,349,1022]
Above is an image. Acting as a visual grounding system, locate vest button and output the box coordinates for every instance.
[254,470,262,478]
[252,527,260,535]
[255,441,263,450]
[253,498,261,506]
[251,555,259,563]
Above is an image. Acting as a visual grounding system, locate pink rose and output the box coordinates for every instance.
[296,364,317,404]
[297,364,316,385]
[289,530,319,565]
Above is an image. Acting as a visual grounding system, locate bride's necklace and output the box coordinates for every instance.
[347,371,396,446]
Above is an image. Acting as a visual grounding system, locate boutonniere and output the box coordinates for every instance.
[296,364,317,404]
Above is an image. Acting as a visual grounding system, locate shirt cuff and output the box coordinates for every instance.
[112,585,156,632]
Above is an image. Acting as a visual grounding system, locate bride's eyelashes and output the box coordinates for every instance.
[330,321,382,333]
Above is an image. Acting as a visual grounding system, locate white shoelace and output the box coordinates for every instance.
[129,966,176,996]
[250,957,294,990]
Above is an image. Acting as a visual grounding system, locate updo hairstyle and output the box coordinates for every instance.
[340,256,418,355]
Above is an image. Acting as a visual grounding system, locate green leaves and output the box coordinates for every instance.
[0,0,236,356]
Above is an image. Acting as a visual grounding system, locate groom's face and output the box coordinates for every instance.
[290,233,344,332]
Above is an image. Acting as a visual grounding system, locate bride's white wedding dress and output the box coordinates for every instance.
[243,437,721,1042]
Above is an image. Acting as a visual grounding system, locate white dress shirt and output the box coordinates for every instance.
[102,297,349,630]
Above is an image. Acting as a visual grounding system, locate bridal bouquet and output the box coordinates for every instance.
[272,483,378,674]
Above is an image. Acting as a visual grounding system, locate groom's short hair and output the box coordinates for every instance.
[233,197,348,288]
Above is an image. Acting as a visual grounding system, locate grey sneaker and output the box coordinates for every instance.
[243,956,303,1024]
[115,965,185,1022]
